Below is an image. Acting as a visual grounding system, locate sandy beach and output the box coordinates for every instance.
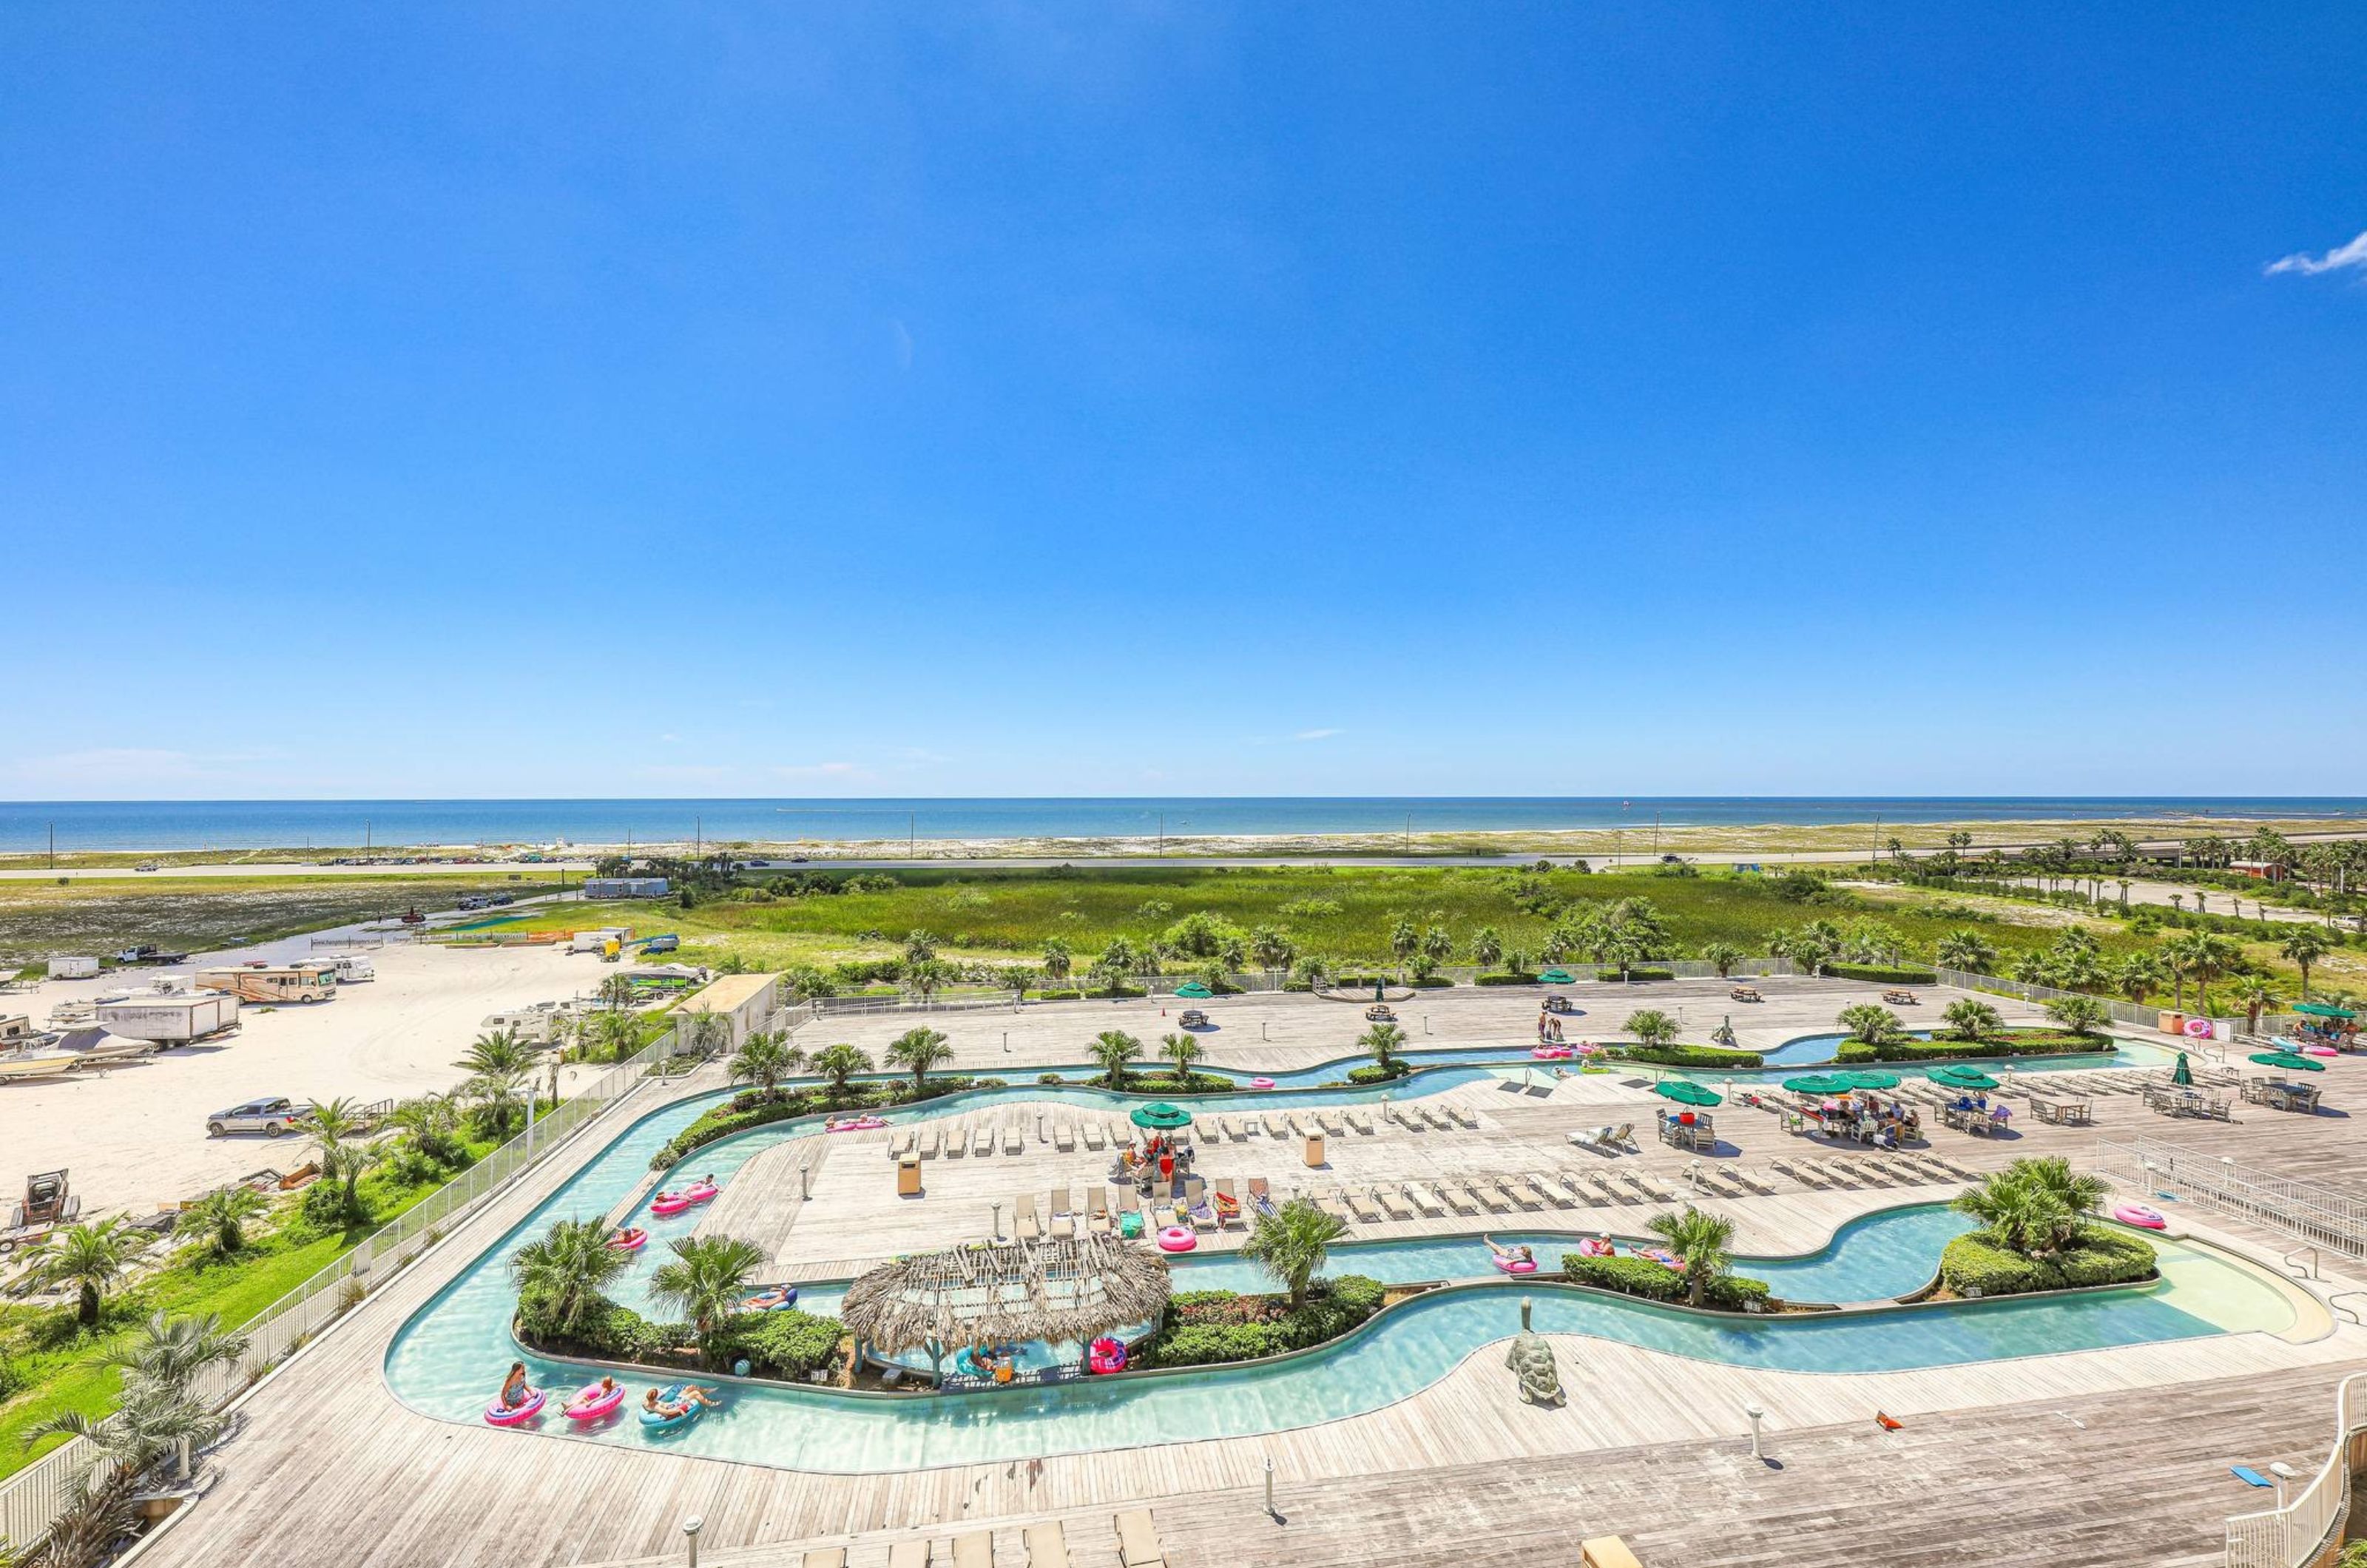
[0,940,619,1215]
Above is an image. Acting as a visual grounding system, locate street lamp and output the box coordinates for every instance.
[683,1515,704,1568]
[1746,1402,1766,1460]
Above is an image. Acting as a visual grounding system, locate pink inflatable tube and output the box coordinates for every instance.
[564,1382,626,1422]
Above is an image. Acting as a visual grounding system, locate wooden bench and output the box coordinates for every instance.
[1581,1536,1644,1568]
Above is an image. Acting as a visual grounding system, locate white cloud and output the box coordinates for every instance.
[2264,230,2367,278]
[1293,727,1343,742]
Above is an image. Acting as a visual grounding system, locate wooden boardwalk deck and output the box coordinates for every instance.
[125,984,2367,1568]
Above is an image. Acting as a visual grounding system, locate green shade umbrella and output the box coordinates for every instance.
[1928,1067,1999,1091]
[1539,967,1576,984]
[1653,1079,1723,1106]
[1782,1074,1850,1095]
[2170,1052,2193,1087]
[2294,1002,2357,1019]
[2249,1051,2325,1073]
[1835,1069,1901,1090]
[1129,1102,1195,1129]
[1173,981,1213,999]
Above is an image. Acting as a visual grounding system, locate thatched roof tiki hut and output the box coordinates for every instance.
[840,1232,1172,1382]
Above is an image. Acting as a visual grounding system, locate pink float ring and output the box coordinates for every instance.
[1249,1077,1276,1089]
[2303,1044,2338,1058]
[1493,1255,1539,1275]
[564,1382,626,1422]
[1576,1238,1614,1257]
[651,1181,717,1217]
[484,1388,546,1427]
[1155,1226,1198,1253]
[607,1227,648,1252]
[2183,1017,2214,1038]
[2113,1203,2167,1230]
[1638,1247,1681,1269]
[826,1115,889,1132]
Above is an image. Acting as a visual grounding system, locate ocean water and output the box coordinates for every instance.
[4,797,2360,853]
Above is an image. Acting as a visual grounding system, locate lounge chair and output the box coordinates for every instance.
[1113,1509,1166,1568]
[1212,1177,1244,1228]
[806,1551,849,1568]
[1447,1104,1479,1129]
[1050,1189,1076,1240]
[1604,1121,1635,1150]
[1314,1191,1355,1223]
[1261,1113,1289,1138]
[1246,1175,1279,1217]
[1187,1194,1220,1233]
[1375,1186,1415,1220]
[950,1532,994,1568]
[1621,1172,1668,1201]
[1472,1180,1517,1213]
[1082,1120,1106,1151]
[1548,1171,1596,1205]
[887,1543,929,1568]
[1346,1109,1376,1135]
[919,1125,941,1158]
[1024,1522,1073,1568]
[1404,1182,1446,1216]
[1440,1183,1482,1214]
[942,1121,966,1158]
[1524,1174,1576,1208]
[1087,1185,1112,1234]
[1587,1173,1630,1203]
[1345,1189,1385,1223]
[1315,1111,1344,1135]
[1053,1122,1076,1152]
[1015,1194,1041,1241]
[891,1129,915,1158]
[972,1124,993,1157]
[1002,1122,1023,1155]
[1569,1125,1615,1150]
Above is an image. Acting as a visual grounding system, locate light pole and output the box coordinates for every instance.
[2270,1461,2297,1509]
[1264,1453,1278,1519]
[1746,1402,1766,1461]
[683,1515,704,1568]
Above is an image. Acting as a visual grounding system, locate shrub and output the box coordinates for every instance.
[1132,1277,1385,1368]
[1939,1228,2155,1297]
[1474,972,1542,987]
[1408,975,1456,988]
[1561,1254,1773,1311]
[723,1308,843,1378]
[519,1283,690,1362]
[1826,963,1939,984]
[1610,1044,1765,1069]
[1834,1029,2105,1064]
[1030,989,1084,1001]
[1345,1063,1411,1085]
[1598,967,1675,982]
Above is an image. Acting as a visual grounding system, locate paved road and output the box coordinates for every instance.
[0,861,593,882]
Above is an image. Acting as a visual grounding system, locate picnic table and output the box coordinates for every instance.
[2027,1093,2092,1126]
[2144,1085,2230,1120]
[2246,1079,2320,1114]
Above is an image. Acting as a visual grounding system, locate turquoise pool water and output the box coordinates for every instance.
[384,1072,2298,1474]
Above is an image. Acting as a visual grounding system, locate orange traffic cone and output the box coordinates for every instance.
[1875,1411,1904,1431]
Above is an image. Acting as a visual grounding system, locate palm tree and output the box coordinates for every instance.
[308,1096,379,1222]
[1836,1004,1901,1046]
[1358,1021,1407,1075]
[676,1007,732,1061]
[2281,927,2334,1000]
[1698,942,1746,979]
[388,1093,464,1164]
[102,1310,248,1396]
[511,1217,630,1335]
[1091,939,1136,996]
[1089,1030,1143,1089]
[1159,1032,1202,1084]
[1954,1157,2104,1257]
[1624,1009,1678,1050]
[885,1027,953,1092]
[1934,930,1998,974]
[1644,1206,1735,1308]
[38,1220,138,1326]
[2184,932,2239,1016]
[2234,976,2280,1035]
[455,1028,533,1080]
[181,1185,268,1260]
[729,1031,804,1102]
[1039,938,1073,983]
[1242,1197,1347,1308]
[1939,998,2002,1042]
[598,973,637,1011]
[1420,925,1455,967]
[1387,916,1419,970]
[2044,995,2110,1038]
[648,1235,766,1363]
[1003,964,1036,1002]
[1468,925,1505,972]
[1249,925,1295,975]
[2161,932,2200,1010]
[902,928,939,965]
[2113,952,2164,1004]
[807,1042,873,1098]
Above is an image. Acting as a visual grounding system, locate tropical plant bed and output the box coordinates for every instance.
[1130,1277,1385,1368]
[1935,1228,2158,1299]
[1608,1043,1766,1069]
[1558,1254,1777,1312]
[1824,963,1940,984]
[516,1293,848,1382]
[1837,1029,2110,1062]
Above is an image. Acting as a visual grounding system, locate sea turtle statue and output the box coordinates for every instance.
[1505,1296,1565,1406]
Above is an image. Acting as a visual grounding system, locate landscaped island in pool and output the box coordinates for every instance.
[383,1070,2300,1475]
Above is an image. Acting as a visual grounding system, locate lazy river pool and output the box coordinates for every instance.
[384,1067,2298,1474]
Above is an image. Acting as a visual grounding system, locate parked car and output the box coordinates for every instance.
[135,862,161,873]
[206,1097,310,1138]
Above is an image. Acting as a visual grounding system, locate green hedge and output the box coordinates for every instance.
[1560,1254,1774,1311]
[1133,1277,1386,1368]
[518,1284,692,1362]
[1598,967,1675,982]
[1345,1063,1410,1084]
[1613,1043,1765,1069]
[1474,972,1542,987]
[1836,1029,2105,1064]
[1939,1228,2157,1297]
[722,1308,844,1378]
[1826,963,1939,984]
[1409,976,1456,989]
[1030,989,1084,1001]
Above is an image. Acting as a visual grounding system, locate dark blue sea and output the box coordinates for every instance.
[1,798,2360,853]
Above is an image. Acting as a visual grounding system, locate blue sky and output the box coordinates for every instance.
[3,3,2363,800]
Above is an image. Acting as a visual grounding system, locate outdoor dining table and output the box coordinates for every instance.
[2027,1094,2091,1126]
[2260,1080,2322,1113]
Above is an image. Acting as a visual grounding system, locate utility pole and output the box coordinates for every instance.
[1405,813,1411,853]
[365,820,372,854]
[910,811,916,856]
[1158,814,1165,857]
[695,815,701,859]
[47,821,54,870]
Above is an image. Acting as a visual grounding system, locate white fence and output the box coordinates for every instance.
[0,1024,681,1555]
[1935,967,2241,1035]
[2094,1137,2367,1260]
[2226,1372,2367,1567]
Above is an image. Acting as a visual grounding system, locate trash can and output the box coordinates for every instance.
[2158,1011,2186,1035]
[896,1154,922,1197]
[1303,1132,1326,1168]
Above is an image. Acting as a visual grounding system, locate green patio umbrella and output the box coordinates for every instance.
[1834,1069,1901,1090]
[2294,1002,2357,1019]
[2170,1052,2193,1087]
[2248,1051,2324,1073]
[1652,1079,1723,1106]
[1928,1067,1999,1091]
[1129,1102,1195,1129]
[1782,1074,1849,1095]
[1173,981,1213,999]
[1539,967,1576,984]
